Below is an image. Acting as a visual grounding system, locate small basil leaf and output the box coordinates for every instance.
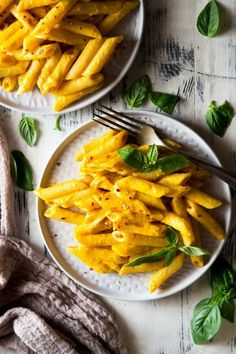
[19,116,38,147]
[165,227,179,246]
[165,248,177,266]
[147,144,158,165]
[11,151,34,191]
[191,298,221,344]
[150,91,180,114]
[220,299,235,323]
[210,258,236,295]
[178,246,210,256]
[54,115,62,131]
[197,0,220,38]
[118,146,148,171]
[156,154,189,173]
[205,101,234,137]
[124,75,151,108]
[125,248,169,267]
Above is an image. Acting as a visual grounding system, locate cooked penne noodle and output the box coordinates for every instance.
[36,28,89,46]
[17,0,58,12]
[43,47,79,92]
[112,231,169,247]
[59,18,102,39]
[44,206,85,224]
[116,176,170,198]
[190,219,204,268]
[35,179,88,200]
[99,1,139,35]
[75,233,117,247]
[185,199,225,240]
[161,211,195,246]
[51,72,104,96]
[113,221,167,237]
[159,173,191,186]
[12,44,58,61]
[136,191,167,211]
[112,244,151,257]
[10,5,38,31]
[66,38,104,80]
[185,187,222,209]
[149,253,185,292]
[82,36,123,76]
[0,61,30,78]
[2,75,17,92]
[53,83,103,112]
[37,45,62,94]
[17,59,46,93]
[68,1,124,16]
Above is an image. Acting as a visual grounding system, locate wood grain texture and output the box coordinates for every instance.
[0,0,236,353]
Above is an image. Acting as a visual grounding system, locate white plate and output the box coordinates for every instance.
[0,2,144,115]
[37,111,232,301]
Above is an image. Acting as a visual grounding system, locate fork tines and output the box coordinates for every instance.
[92,104,142,137]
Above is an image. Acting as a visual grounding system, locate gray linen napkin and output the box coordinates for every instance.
[0,127,129,354]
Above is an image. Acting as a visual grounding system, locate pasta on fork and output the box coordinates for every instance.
[35,130,226,294]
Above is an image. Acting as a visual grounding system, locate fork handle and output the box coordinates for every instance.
[181,152,236,190]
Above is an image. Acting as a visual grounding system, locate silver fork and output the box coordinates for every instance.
[93,104,236,189]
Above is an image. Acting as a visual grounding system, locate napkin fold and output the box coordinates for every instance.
[0,127,128,354]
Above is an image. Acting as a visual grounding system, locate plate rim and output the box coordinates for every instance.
[37,110,233,301]
[0,1,144,115]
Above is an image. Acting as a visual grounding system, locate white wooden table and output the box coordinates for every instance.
[1,0,236,353]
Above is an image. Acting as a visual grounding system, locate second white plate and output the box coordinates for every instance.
[0,2,144,114]
[37,111,232,301]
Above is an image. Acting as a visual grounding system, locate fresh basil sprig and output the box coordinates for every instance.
[118,145,188,173]
[150,91,180,114]
[11,150,34,191]
[19,115,38,147]
[205,100,234,137]
[125,228,209,267]
[191,258,236,344]
[123,75,151,108]
[197,0,220,38]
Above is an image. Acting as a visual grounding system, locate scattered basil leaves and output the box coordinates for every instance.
[54,115,62,131]
[150,91,180,114]
[165,248,177,266]
[191,299,221,344]
[11,150,34,191]
[205,100,234,137]
[197,0,220,38]
[191,258,236,344]
[165,227,179,246]
[19,116,38,147]
[123,75,151,108]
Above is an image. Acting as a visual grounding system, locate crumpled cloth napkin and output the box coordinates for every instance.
[0,127,128,354]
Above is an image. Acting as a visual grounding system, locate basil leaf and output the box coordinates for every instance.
[150,91,180,114]
[220,299,235,323]
[11,150,34,191]
[156,154,189,173]
[125,248,169,267]
[191,298,221,344]
[123,75,151,108]
[165,248,177,266]
[197,0,220,38]
[147,144,158,165]
[205,101,234,137]
[210,258,236,299]
[178,246,210,256]
[19,116,38,147]
[118,146,148,171]
[54,115,62,131]
[165,227,179,246]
